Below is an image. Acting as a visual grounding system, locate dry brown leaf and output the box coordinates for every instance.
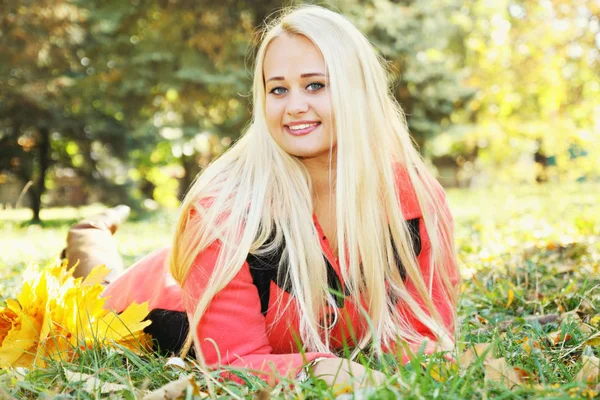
[513,367,532,384]
[547,330,572,345]
[255,389,271,400]
[459,343,494,368]
[64,370,128,394]
[579,323,593,334]
[483,357,522,388]
[575,355,600,384]
[143,374,208,400]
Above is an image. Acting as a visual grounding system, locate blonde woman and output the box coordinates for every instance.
[71,5,460,388]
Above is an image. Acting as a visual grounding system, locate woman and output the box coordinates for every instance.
[73,5,460,388]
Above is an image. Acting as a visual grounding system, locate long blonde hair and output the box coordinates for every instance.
[170,5,459,364]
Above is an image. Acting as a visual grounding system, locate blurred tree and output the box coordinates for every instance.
[0,1,135,222]
[338,0,476,149]
[442,0,600,184]
[1,0,479,217]
[0,0,87,222]
[79,0,475,202]
[78,0,283,202]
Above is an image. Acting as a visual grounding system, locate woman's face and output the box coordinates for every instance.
[263,34,335,161]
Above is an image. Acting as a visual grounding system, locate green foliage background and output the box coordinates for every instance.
[1,0,599,221]
[1,1,599,396]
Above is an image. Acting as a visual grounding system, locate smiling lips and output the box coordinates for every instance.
[284,121,321,136]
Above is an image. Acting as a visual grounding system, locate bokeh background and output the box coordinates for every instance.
[1,0,599,221]
[1,3,600,396]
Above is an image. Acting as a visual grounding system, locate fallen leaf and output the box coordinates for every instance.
[0,262,151,369]
[64,370,128,394]
[336,388,378,400]
[332,383,353,396]
[459,343,494,368]
[513,366,532,383]
[581,388,600,398]
[143,374,207,400]
[483,357,522,388]
[425,361,458,382]
[516,336,529,344]
[255,389,271,400]
[547,330,572,345]
[579,323,593,334]
[506,289,515,308]
[165,357,187,370]
[81,264,110,286]
[576,356,600,384]
[585,334,600,347]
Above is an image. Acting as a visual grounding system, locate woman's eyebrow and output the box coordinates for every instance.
[300,72,327,78]
[265,72,327,83]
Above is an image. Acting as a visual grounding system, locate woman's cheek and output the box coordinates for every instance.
[265,101,282,132]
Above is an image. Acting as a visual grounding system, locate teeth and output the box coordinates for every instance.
[288,123,317,131]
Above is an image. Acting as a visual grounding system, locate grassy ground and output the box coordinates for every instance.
[0,183,599,398]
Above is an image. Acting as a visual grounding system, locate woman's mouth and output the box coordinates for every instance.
[284,122,321,136]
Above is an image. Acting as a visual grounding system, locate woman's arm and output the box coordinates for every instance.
[182,241,336,384]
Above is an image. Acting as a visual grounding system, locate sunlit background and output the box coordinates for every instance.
[1,0,598,220]
[1,3,600,396]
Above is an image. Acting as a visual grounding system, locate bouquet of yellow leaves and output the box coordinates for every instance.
[0,260,151,368]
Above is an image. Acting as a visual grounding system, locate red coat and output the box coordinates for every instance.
[102,169,458,381]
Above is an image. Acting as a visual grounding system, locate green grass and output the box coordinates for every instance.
[0,183,599,399]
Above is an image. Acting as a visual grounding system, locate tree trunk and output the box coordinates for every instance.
[178,154,200,201]
[30,126,50,223]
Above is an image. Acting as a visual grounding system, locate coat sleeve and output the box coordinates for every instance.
[181,241,333,383]
[389,180,460,362]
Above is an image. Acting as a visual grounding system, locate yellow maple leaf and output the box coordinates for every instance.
[82,264,111,287]
[96,302,152,343]
[0,260,152,369]
[0,309,41,368]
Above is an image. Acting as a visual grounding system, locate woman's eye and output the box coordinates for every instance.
[269,87,287,95]
[307,82,325,91]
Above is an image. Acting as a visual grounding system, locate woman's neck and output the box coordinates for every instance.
[301,154,338,252]
[301,155,337,204]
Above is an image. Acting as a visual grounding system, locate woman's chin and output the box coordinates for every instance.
[290,147,336,161]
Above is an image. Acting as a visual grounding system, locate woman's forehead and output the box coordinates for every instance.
[263,34,326,80]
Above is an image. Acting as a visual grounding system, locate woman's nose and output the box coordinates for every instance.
[286,92,309,115]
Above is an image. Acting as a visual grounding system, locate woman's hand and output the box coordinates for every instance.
[311,357,386,390]
[65,205,129,283]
